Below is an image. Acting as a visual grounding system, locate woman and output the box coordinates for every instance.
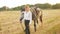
[20,5,32,34]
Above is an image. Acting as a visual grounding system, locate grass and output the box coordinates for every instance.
[0,9,60,34]
[46,24,60,34]
[46,16,59,24]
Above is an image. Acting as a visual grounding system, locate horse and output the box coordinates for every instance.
[30,7,43,32]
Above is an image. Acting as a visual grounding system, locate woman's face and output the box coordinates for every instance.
[25,6,30,12]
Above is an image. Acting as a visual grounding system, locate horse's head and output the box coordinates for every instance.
[31,7,41,15]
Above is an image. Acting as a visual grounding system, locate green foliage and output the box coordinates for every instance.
[52,4,60,9]
[0,6,6,11]
[0,3,60,11]
[35,3,52,9]
[0,6,10,11]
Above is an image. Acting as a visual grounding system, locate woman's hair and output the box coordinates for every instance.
[25,4,30,8]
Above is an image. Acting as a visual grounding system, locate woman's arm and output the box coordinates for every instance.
[20,11,24,22]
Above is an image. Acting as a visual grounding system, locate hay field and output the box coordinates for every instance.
[0,9,60,34]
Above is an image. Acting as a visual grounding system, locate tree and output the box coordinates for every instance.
[35,3,52,9]
[0,6,9,11]
[52,4,60,9]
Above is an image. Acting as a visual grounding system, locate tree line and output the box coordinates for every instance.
[0,3,60,11]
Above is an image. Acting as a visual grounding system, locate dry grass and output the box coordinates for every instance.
[0,9,60,34]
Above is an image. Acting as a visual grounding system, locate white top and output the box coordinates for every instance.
[22,11,32,24]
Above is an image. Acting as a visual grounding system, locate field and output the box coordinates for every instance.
[0,9,60,34]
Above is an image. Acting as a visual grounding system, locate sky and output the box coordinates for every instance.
[0,0,60,8]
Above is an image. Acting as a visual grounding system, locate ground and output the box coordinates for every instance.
[0,9,60,34]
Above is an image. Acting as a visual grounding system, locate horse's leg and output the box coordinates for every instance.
[39,15,43,28]
[40,15,42,23]
[37,19,38,24]
[34,20,36,32]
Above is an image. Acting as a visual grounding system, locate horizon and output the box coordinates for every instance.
[0,0,60,8]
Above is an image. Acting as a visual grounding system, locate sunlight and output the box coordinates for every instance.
[0,0,60,8]
[47,0,60,5]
